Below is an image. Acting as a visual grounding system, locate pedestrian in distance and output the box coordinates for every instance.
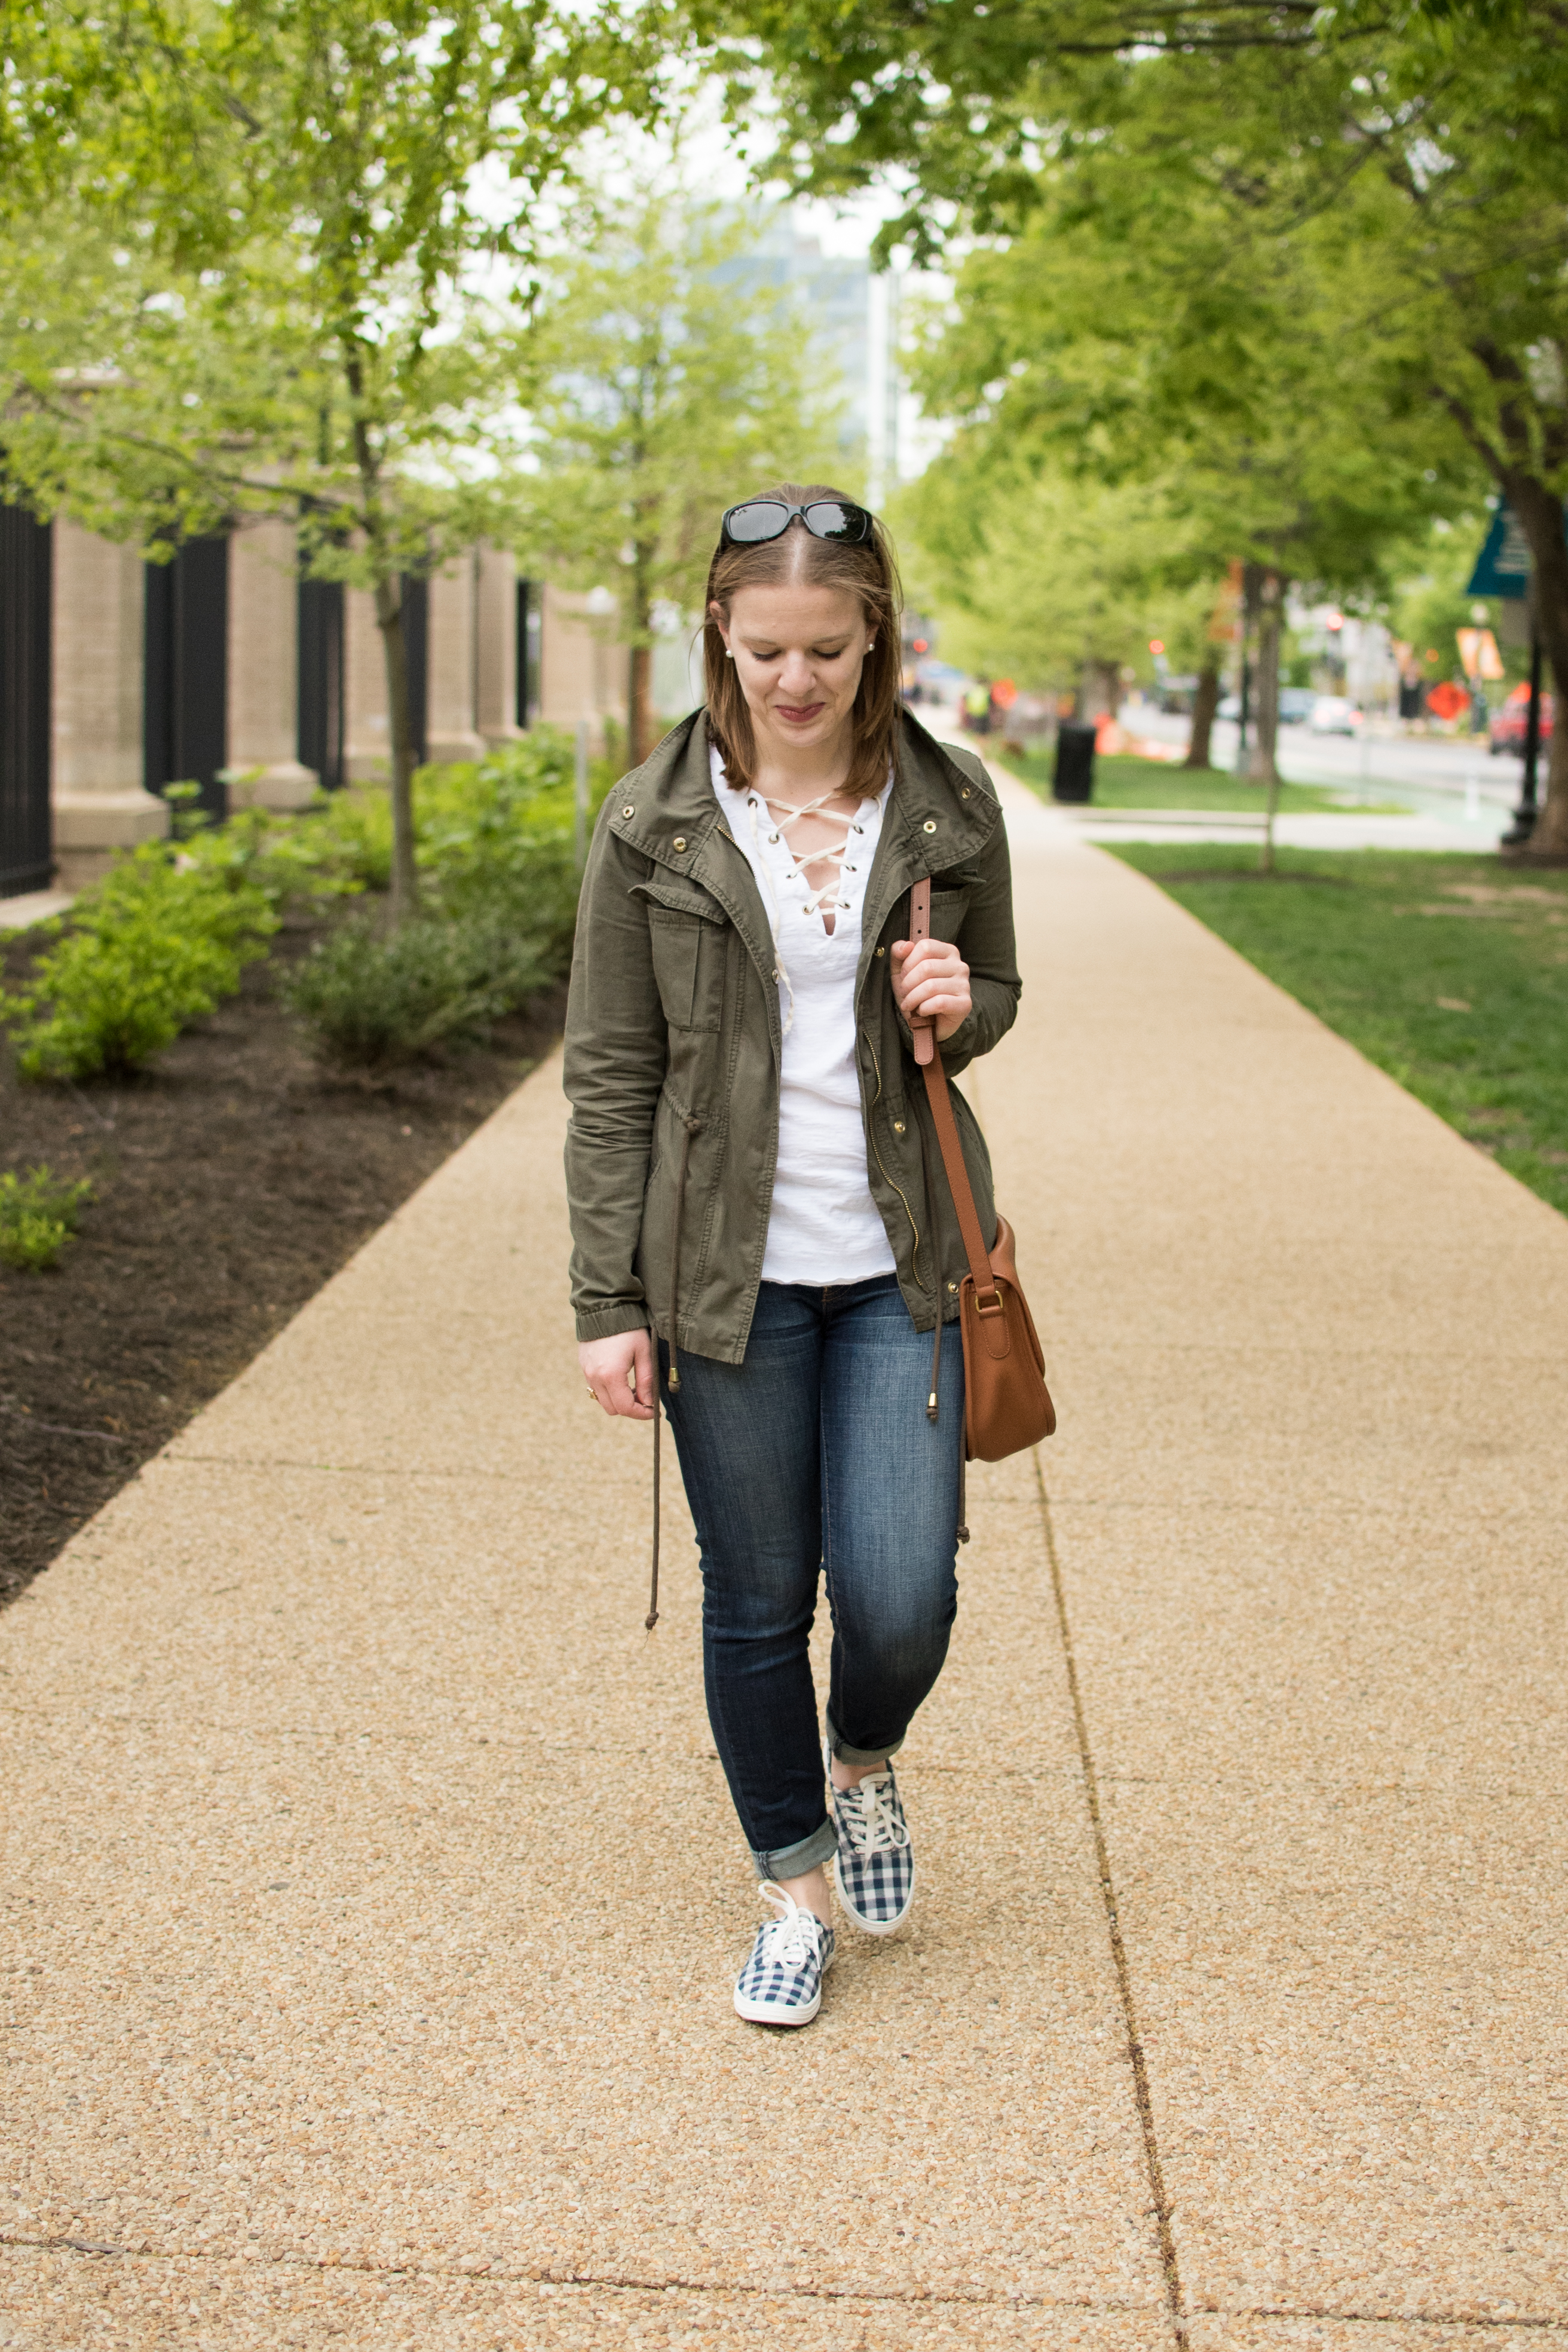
[564,486,1021,2027]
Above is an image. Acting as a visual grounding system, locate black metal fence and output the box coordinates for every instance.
[298,575,345,792]
[144,535,229,821]
[0,499,53,898]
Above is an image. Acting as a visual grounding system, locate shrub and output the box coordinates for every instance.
[283,913,552,1071]
[0,1167,94,1272]
[296,785,394,893]
[176,797,372,911]
[415,730,611,963]
[0,844,277,1081]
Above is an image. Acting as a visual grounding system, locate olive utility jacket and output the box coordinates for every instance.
[563,706,1021,1365]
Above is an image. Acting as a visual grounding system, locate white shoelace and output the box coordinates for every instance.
[743,787,872,1036]
[835,1770,909,1855]
[756,1884,825,1968]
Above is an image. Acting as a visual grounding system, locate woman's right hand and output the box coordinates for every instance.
[580,1330,656,1420]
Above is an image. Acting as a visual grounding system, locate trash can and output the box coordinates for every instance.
[1052,721,1097,803]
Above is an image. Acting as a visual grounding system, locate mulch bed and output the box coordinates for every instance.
[1,912,564,1607]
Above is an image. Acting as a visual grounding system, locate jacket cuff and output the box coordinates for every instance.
[938,1012,978,1065]
[574,1303,653,1343]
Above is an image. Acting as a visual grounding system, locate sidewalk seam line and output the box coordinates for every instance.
[1033,1449,1189,2352]
[5,2240,1565,2334]
[0,2237,1156,2314]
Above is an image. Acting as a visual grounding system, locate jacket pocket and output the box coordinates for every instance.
[647,908,723,1033]
[929,886,972,943]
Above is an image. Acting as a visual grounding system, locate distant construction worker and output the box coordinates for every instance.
[963,678,991,735]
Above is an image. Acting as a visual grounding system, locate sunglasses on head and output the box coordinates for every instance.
[720,498,874,547]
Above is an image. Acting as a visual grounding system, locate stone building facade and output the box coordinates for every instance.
[0,507,629,899]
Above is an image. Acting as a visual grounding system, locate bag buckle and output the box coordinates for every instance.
[974,1286,1004,1317]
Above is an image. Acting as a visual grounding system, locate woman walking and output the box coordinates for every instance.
[564,487,1020,2026]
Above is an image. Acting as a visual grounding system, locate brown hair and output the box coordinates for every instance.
[703,483,904,798]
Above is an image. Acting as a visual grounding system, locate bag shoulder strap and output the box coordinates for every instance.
[909,877,1000,1308]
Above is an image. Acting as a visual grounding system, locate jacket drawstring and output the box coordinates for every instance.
[648,1112,702,1634]
[648,1394,662,1631]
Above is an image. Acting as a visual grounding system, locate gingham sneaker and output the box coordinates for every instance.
[828,1755,915,1936]
[733,1885,835,2027]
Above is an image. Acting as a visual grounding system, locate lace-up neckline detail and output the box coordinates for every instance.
[745,786,869,927]
[739,783,877,1036]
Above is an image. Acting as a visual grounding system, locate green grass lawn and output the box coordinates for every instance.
[1010,745,1395,814]
[1107,843,1568,1218]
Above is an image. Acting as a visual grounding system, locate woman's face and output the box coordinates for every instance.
[713,581,873,761]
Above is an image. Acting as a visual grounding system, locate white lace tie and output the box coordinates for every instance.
[757,1883,825,1965]
[836,1770,908,1855]
[743,787,872,1037]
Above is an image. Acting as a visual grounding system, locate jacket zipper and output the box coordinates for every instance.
[864,1032,925,1293]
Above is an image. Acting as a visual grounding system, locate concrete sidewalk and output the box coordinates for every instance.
[4,773,1567,2350]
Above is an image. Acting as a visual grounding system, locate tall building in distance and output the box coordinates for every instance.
[712,210,904,503]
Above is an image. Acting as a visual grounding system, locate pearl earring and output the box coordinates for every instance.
[725,648,734,660]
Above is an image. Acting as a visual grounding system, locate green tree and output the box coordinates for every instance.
[728,0,1568,855]
[896,447,1221,723]
[2,0,675,918]
[522,189,846,767]
[903,148,1457,856]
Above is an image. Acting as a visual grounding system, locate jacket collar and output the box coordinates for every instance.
[605,710,726,869]
[605,708,1002,1055]
[606,706,998,877]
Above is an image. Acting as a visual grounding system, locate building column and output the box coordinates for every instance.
[51,520,168,890]
[425,555,486,765]
[225,514,317,808]
[474,544,520,746]
[538,582,627,752]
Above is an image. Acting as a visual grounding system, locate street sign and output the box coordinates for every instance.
[1466,501,1532,598]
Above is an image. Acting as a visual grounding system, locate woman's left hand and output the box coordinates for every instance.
[890,936,972,1044]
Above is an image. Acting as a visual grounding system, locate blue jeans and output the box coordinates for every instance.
[661,1274,964,1882]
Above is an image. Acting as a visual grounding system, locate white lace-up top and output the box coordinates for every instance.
[711,745,898,1286]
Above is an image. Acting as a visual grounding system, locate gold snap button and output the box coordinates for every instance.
[673,835,687,851]
[923,819,937,834]
[621,804,635,818]
[893,1119,906,1135]
[947,1280,958,1293]
[875,946,886,957]
[960,787,972,798]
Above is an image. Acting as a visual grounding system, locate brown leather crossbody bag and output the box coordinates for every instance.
[909,878,1056,1463]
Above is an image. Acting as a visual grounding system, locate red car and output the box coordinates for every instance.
[1490,682,1555,755]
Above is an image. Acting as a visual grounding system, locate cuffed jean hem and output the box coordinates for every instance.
[750,1817,837,1884]
[825,1708,905,1769]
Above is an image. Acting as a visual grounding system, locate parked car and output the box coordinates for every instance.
[1309,694,1362,736]
[1489,682,1555,756]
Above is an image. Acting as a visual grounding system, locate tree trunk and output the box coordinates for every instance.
[1079,657,1120,722]
[345,352,418,925]
[629,644,654,771]
[1184,657,1221,769]
[1251,568,1285,872]
[373,571,419,925]
[1505,474,1568,862]
[1232,561,1260,778]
